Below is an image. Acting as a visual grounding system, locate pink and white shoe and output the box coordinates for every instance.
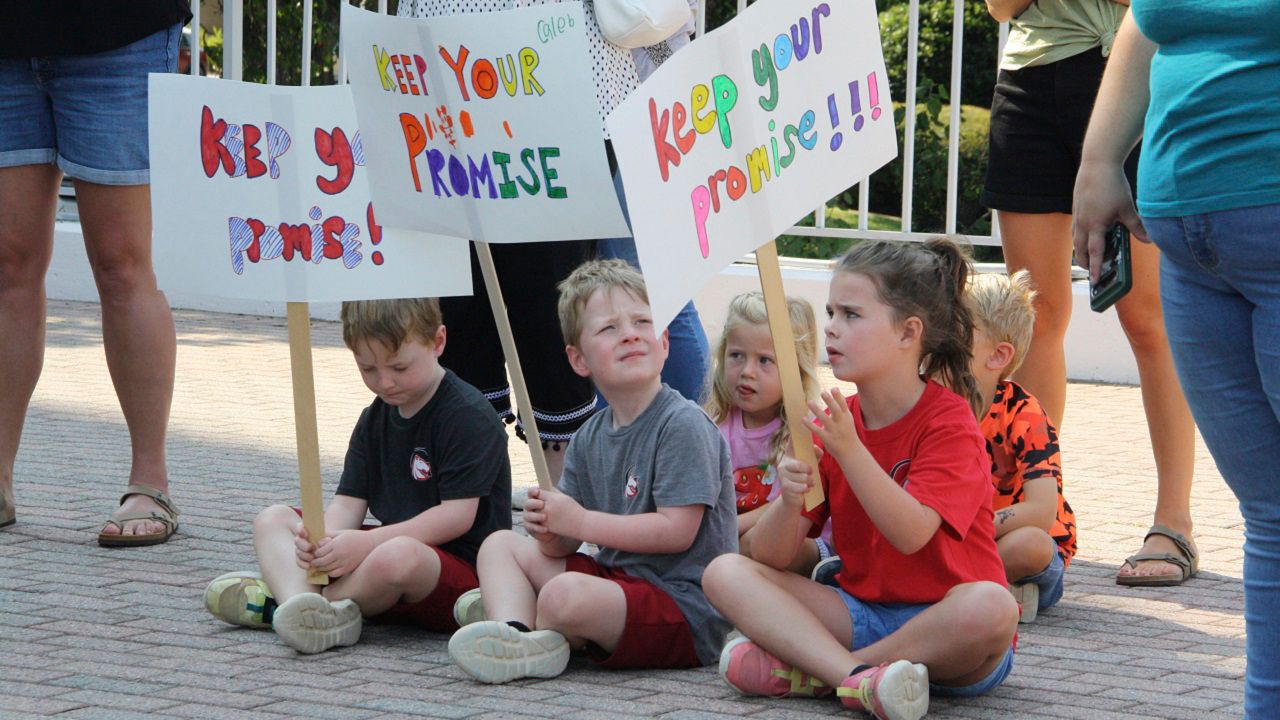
[836,660,929,720]
[718,635,831,698]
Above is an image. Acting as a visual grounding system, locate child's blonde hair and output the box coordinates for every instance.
[340,298,442,352]
[965,270,1037,381]
[705,292,820,466]
[835,237,983,417]
[556,258,649,346]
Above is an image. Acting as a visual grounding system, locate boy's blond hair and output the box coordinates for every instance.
[556,259,649,346]
[340,298,442,351]
[705,292,820,466]
[965,270,1037,380]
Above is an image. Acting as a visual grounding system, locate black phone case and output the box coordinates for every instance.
[1090,225,1133,313]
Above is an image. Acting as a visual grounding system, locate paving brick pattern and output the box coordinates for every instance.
[0,300,1245,718]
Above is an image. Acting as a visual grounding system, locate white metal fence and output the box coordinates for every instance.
[192,0,1003,250]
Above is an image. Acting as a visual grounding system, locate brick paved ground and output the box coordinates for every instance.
[0,300,1245,719]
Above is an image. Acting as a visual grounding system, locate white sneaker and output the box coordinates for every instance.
[272,592,363,654]
[453,588,486,627]
[1011,583,1039,623]
[448,620,569,683]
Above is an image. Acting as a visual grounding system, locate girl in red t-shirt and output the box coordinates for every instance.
[704,238,1019,720]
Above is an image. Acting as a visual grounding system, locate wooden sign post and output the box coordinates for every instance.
[286,302,329,585]
[755,241,824,510]
[475,242,554,491]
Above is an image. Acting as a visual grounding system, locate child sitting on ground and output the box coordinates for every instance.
[203,298,511,653]
[704,292,830,576]
[966,271,1077,622]
[703,238,1018,720]
[446,259,737,682]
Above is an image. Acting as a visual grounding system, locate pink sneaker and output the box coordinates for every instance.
[836,660,929,720]
[718,635,830,698]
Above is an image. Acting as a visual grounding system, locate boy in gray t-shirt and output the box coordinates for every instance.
[448,259,737,683]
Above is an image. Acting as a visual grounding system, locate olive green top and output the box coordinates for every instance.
[1000,0,1127,70]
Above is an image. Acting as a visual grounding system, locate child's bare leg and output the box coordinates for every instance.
[786,538,822,577]
[996,527,1057,583]
[703,553,855,687]
[476,529,568,627]
[253,504,319,603]
[324,536,442,616]
[852,581,1018,687]
[535,573,626,651]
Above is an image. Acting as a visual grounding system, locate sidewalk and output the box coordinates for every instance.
[0,300,1244,719]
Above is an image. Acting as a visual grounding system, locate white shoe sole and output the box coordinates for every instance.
[872,660,930,720]
[1012,583,1039,623]
[272,593,362,654]
[448,621,569,684]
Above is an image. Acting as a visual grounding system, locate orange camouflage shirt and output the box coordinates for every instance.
[982,380,1078,566]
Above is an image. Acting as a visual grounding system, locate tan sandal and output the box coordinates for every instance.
[97,484,179,547]
[1116,524,1198,586]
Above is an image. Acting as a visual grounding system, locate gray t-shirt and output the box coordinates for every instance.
[558,385,737,665]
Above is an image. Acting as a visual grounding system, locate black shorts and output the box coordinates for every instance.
[439,240,597,446]
[981,48,1138,215]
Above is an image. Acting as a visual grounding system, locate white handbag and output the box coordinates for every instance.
[593,0,693,49]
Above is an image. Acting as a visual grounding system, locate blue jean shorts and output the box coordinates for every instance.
[0,24,181,185]
[834,587,1015,698]
[1017,549,1066,612]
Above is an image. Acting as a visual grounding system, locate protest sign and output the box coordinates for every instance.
[341,3,628,243]
[608,0,898,331]
[149,74,471,303]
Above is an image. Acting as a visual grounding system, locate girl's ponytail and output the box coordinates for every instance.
[922,238,983,418]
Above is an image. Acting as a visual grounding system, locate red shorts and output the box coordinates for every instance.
[290,508,478,632]
[563,554,699,669]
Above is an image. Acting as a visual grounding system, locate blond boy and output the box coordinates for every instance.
[967,271,1077,621]
[203,298,511,652]
[447,259,737,682]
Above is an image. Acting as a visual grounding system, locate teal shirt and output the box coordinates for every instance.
[1131,0,1280,217]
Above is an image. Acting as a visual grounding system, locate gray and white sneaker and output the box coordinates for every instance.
[448,620,569,683]
[271,592,363,654]
[453,588,486,627]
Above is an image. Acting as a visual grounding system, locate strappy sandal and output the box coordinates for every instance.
[1,486,14,528]
[97,484,179,547]
[1116,524,1198,586]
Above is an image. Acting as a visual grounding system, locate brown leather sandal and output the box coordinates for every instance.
[1116,524,1198,586]
[97,484,179,547]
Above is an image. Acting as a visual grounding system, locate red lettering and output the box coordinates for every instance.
[244,124,267,178]
[246,218,266,263]
[391,54,409,94]
[400,55,419,95]
[314,127,355,195]
[649,98,681,182]
[279,224,312,262]
[321,216,346,259]
[672,102,695,155]
[439,45,472,101]
[200,106,235,178]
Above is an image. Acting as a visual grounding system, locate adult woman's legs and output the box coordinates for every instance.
[1146,208,1280,714]
[1113,237,1196,581]
[75,179,176,538]
[996,210,1074,425]
[0,164,60,523]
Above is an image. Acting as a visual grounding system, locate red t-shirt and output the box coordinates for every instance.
[802,381,1007,604]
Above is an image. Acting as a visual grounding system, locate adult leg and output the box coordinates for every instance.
[997,210,1074,426]
[0,164,60,517]
[1114,238,1197,581]
[1147,210,1280,713]
[75,180,176,538]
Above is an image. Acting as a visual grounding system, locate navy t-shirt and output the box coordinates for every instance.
[336,370,512,565]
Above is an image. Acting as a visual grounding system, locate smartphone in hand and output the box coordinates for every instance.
[1090,223,1133,313]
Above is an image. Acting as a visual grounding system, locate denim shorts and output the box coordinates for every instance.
[1018,549,1066,612]
[835,587,1015,698]
[0,23,181,185]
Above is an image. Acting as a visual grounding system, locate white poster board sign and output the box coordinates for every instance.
[149,75,471,302]
[341,3,628,242]
[608,0,898,329]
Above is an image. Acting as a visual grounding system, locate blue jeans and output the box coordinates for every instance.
[598,168,709,404]
[1016,549,1065,612]
[1145,203,1280,717]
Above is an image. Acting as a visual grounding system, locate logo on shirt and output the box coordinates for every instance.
[411,448,432,483]
[889,459,911,489]
[624,468,639,499]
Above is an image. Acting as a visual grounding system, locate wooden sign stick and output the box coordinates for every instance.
[755,241,825,510]
[474,242,554,491]
[286,302,329,585]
